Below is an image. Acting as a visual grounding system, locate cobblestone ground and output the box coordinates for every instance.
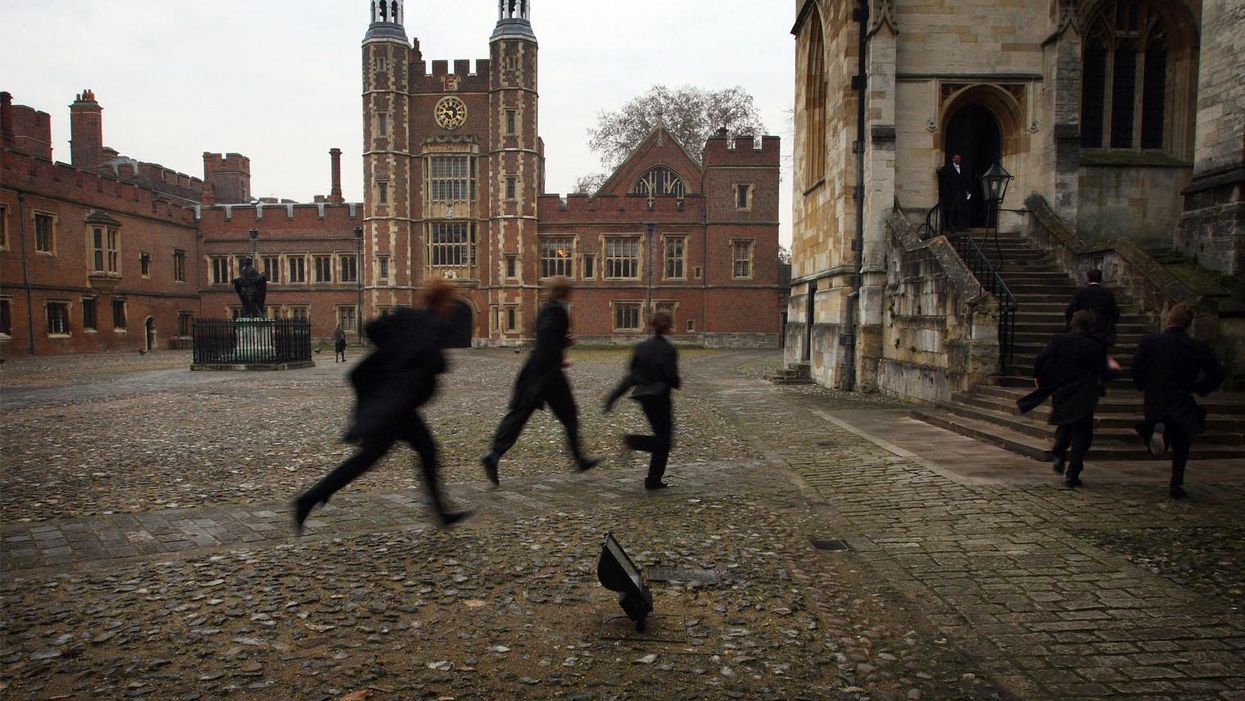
[1,349,1242,700]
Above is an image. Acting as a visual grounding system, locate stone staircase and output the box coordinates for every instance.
[770,362,814,385]
[911,230,1245,461]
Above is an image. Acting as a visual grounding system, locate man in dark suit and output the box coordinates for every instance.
[1066,269,1120,347]
[604,311,682,489]
[1132,304,1225,499]
[480,276,600,485]
[937,153,974,232]
[292,277,470,533]
[1018,310,1117,488]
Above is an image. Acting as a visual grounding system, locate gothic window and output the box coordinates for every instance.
[288,256,307,283]
[314,255,333,283]
[664,236,686,280]
[1080,0,1185,153]
[732,239,754,279]
[263,255,281,283]
[34,212,55,253]
[211,256,230,285]
[803,8,826,183]
[613,302,642,331]
[173,250,186,282]
[604,237,640,279]
[339,254,358,283]
[630,167,686,200]
[378,255,390,281]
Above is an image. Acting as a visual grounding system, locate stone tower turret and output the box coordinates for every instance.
[362,0,412,314]
[488,0,541,338]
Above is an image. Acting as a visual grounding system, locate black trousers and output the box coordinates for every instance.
[1052,414,1095,478]
[625,396,673,486]
[302,413,448,514]
[491,379,584,462]
[1166,418,1193,488]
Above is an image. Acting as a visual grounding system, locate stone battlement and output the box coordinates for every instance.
[702,133,781,166]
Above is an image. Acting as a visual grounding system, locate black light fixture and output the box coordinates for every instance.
[248,228,259,261]
[980,162,1013,205]
[597,532,653,632]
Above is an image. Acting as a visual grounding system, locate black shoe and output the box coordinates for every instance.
[1169,485,1187,499]
[292,495,315,536]
[577,456,601,472]
[645,481,669,490]
[480,453,500,486]
[1149,423,1167,456]
[1064,477,1083,489]
[438,509,473,527]
[1051,455,1066,474]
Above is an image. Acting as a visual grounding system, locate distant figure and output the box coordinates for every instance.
[233,257,267,318]
[480,276,601,485]
[1017,309,1118,488]
[292,277,471,533]
[1066,269,1120,348]
[937,153,973,232]
[604,311,682,490]
[1131,304,1225,499]
[334,325,347,363]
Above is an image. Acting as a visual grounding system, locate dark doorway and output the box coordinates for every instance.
[446,300,472,348]
[944,104,1002,228]
[145,317,156,351]
[802,286,815,363]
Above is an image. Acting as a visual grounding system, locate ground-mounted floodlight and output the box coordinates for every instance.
[597,532,653,632]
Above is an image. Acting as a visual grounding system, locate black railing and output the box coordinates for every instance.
[192,319,312,365]
[921,204,1019,371]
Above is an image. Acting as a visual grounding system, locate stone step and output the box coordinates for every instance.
[951,392,1245,433]
[968,385,1245,414]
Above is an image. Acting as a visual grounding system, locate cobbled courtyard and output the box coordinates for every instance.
[2,349,1243,700]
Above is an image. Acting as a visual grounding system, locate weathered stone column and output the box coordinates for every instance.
[1176,0,1245,283]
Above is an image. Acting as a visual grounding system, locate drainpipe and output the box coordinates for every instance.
[842,0,869,391]
[17,191,35,355]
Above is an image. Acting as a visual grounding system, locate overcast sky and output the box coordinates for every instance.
[3,0,795,244]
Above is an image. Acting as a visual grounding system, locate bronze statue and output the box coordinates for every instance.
[233,257,268,318]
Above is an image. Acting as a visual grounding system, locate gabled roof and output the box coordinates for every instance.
[593,125,704,198]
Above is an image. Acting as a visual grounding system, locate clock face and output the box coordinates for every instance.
[435,97,467,130]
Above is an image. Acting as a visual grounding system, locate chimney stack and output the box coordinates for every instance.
[70,89,103,171]
[329,148,344,204]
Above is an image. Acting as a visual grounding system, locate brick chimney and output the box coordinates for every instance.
[329,147,344,204]
[70,89,103,171]
[1,92,13,149]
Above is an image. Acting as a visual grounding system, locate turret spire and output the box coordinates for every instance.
[491,0,536,42]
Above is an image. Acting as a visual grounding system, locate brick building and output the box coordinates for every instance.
[1,0,782,356]
[361,0,782,347]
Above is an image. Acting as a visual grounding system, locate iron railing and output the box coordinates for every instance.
[192,319,312,365]
[921,204,1019,371]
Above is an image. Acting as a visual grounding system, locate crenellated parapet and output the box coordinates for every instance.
[701,133,781,167]
[536,192,706,222]
[411,58,492,93]
[1,149,197,224]
[197,200,363,227]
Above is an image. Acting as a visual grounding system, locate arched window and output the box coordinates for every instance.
[1080,0,1187,153]
[804,8,826,183]
[631,167,686,200]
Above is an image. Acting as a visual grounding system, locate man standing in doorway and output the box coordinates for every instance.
[938,153,974,232]
[480,276,601,485]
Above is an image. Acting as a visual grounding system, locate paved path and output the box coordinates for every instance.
[693,354,1245,700]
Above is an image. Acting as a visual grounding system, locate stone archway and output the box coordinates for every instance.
[944,105,1002,227]
[445,299,473,348]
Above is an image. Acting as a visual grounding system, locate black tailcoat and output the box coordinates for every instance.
[1132,327,1224,437]
[1017,332,1114,425]
[344,308,446,443]
[510,300,572,411]
[1065,284,1120,344]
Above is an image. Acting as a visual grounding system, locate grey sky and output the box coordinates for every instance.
[2,0,794,244]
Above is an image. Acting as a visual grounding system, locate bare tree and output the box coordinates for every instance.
[778,244,792,265]
[582,85,767,179]
[571,172,609,195]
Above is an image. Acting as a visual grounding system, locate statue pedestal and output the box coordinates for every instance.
[233,317,275,362]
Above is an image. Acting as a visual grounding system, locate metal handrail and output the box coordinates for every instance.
[921,203,1018,371]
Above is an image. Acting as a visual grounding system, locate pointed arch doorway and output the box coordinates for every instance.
[944,104,1002,228]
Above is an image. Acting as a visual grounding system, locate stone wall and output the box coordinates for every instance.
[1078,163,1193,246]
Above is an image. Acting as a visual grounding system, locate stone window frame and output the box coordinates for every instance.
[262,255,281,284]
[611,300,644,332]
[581,253,595,281]
[802,6,827,187]
[731,238,755,280]
[505,175,517,201]
[337,305,359,333]
[428,155,476,203]
[663,235,687,280]
[539,235,575,279]
[287,306,310,322]
[87,223,121,274]
[504,253,518,279]
[338,253,359,283]
[139,251,151,278]
[287,254,308,284]
[46,300,71,336]
[0,297,12,336]
[428,221,476,269]
[505,109,517,136]
[377,111,390,139]
[177,311,194,338]
[82,296,98,332]
[604,235,641,280]
[111,299,127,331]
[377,180,389,206]
[505,305,518,332]
[0,203,8,250]
[734,183,754,211]
[173,249,187,283]
[377,254,390,282]
[33,210,57,255]
[630,166,686,202]
[313,254,334,284]
[209,255,231,285]
[686,318,696,333]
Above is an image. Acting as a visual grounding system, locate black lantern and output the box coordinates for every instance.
[248,228,259,260]
[980,162,1013,204]
[597,533,653,632]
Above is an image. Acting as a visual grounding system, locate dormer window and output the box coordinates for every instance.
[630,167,686,202]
